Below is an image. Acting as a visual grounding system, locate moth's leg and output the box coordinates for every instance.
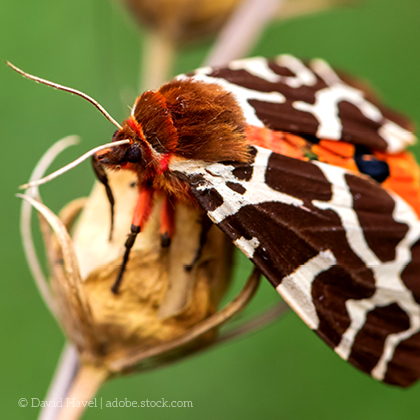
[111,182,154,294]
[160,195,175,248]
[91,156,115,241]
[185,214,213,272]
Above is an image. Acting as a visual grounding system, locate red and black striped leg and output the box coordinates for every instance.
[111,223,140,294]
[111,183,154,294]
[91,156,115,241]
[160,196,175,248]
[184,214,213,272]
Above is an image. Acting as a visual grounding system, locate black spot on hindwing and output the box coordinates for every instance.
[354,145,390,183]
[180,136,420,387]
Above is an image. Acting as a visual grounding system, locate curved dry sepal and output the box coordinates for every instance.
[17,194,97,353]
[20,135,80,322]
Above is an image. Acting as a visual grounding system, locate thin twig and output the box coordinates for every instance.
[128,300,290,374]
[204,0,283,67]
[218,301,290,343]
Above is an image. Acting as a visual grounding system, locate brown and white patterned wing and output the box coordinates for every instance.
[182,55,416,153]
[171,146,420,387]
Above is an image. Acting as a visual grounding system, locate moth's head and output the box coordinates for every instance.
[8,61,142,190]
[95,125,143,170]
[97,89,178,171]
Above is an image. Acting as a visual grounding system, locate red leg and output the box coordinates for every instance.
[132,183,155,230]
[160,195,175,247]
[111,183,154,294]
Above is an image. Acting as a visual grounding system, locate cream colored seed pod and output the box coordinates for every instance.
[20,137,264,420]
[25,169,237,369]
[68,169,234,362]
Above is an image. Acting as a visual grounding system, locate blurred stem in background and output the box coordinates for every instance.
[137,0,355,89]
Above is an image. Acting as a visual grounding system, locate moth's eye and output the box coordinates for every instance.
[125,143,142,163]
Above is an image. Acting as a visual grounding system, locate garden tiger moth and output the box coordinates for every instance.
[10,55,420,387]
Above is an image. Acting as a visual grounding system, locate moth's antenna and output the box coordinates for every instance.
[19,139,130,190]
[6,61,122,130]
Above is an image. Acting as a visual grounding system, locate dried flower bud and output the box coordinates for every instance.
[20,137,272,420]
[73,170,234,364]
[121,0,355,44]
[122,0,242,43]
[24,167,235,372]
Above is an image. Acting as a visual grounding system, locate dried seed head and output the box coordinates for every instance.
[27,167,234,372]
[120,0,355,44]
[122,0,243,43]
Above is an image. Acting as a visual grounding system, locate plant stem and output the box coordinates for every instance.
[140,30,177,91]
[204,0,283,67]
[57,364,108,420]
[38,343,79,420]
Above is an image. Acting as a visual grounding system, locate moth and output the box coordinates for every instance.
[11,55,420,387]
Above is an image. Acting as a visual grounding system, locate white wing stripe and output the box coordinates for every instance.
[313,160,420,378]
[277,250,337,330]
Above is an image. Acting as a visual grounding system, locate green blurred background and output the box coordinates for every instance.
[1,0,420,419]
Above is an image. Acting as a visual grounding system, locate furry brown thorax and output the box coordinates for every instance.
[96,79,250,199]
